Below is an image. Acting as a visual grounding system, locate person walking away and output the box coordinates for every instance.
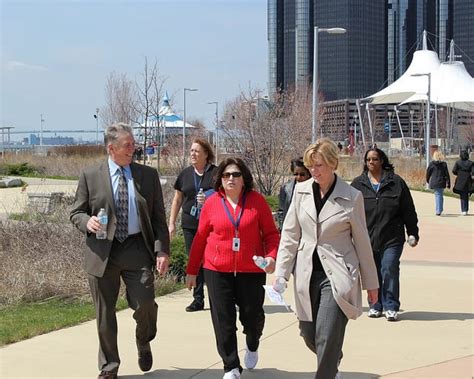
[426,150,451,215]
[186,157,280,379]
[351,147,419,322]
[452,150,473,216]
[274,138,378,379]
[70,123,170,379]
[169,138,218,312]
[278,157,311,229]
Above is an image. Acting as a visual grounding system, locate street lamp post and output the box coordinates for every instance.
[410,109,415,156]
[312,26,346,143]
[388,111,393,157]
[183,88,198,164]
[207,101,219,163]
[40,114,44,147]
[411,73,431,169]
[94,108,100,145]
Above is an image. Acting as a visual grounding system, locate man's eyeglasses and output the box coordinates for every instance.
[222,172,242,179]
[293,173,308,177]
[366,158,380,162]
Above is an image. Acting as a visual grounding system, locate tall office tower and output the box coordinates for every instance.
[267,0,385,101]
[453,0,474,76]
[387,0,424,84]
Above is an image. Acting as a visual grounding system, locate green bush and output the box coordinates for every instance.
[0,162,36,176]
[265,195,279,211]
[169,234,188,281]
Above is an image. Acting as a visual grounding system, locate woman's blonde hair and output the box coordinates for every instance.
[303,138,339,170]
[432,150,445,161]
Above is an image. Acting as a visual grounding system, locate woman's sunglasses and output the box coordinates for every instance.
[222,171,242,179]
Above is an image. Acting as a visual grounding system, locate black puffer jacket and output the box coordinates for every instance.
[426,160,450,189]
[452,159,473,194]
[351,170,419,252]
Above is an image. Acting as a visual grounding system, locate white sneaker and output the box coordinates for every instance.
[385,310,398,321]
[223,368,240,379]
[461,211,467,216]
[367,308,382,318]
[244,346,258,369]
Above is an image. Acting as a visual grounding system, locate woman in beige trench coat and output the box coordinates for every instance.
[274,138,379,379]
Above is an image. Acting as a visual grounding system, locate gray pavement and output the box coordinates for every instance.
[0,179,473,378]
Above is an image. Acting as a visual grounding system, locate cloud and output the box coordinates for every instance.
[4,60,48,72]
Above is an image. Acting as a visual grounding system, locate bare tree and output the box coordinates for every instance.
[102,72,137,127]
[220,87,315,195]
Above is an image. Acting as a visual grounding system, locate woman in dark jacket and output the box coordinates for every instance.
[452,150,473,216]
[351,148,419,322]
[426,150,451,216]
[277,157,311,229]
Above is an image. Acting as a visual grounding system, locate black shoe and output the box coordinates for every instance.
[186,300,204,312]
[137,342,153,372]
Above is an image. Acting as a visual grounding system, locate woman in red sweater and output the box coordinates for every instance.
[186,157,280,379]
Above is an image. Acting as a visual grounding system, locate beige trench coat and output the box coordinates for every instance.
[275,176,378,321]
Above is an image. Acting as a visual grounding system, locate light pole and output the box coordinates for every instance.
[388,111,393,157]
[409,109,415,156]
[411,73,431,169]
[40,114,44,147]
[183,88,198,164]
[312,26,346,143]
[207,101,219,163]
[94,107,100,145]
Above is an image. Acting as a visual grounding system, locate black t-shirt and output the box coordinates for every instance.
[174,164,218,230]
[312,175,337,273]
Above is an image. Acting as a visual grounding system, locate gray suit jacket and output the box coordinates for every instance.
[70,161,170,277]
[275,176,378,321]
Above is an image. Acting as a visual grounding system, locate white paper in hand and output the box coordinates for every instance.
[263,285,290,311]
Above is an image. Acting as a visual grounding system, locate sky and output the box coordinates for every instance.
[1,0,268,142]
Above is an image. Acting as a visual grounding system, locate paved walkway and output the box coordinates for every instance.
[0,180,473,378]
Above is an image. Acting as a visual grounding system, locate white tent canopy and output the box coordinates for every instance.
[401,60,474,112]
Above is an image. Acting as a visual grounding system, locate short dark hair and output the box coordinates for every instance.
[290,157,309,175]
[214,157,254,192]
[362,148,394,173]
[460,150,469,161]
[192,137,215,164]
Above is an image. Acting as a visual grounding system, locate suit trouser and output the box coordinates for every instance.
[204,269,266,373]
[183,228,205,303]
[88,234,157,373]
[299,271,348,379]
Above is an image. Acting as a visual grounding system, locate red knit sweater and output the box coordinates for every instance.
[186,189,280,275]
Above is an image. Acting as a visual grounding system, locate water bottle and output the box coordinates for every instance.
[407,235,417,247]
[96,208,108,240]
[253,255,267,270]
[196,188,205,209]
[273,277,286,294]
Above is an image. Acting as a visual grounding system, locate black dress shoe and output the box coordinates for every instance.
[98,371,117,379]
[137,342,153,372]
[186,300,204,312]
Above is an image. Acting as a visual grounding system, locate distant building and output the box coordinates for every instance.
[29,134,74,145]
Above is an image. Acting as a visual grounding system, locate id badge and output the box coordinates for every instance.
[232,237,240,252]
[190,206,197,217]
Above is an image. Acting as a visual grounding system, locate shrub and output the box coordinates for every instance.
[169,234,188,281]
[0,162,37,176]
[265,195,279,211]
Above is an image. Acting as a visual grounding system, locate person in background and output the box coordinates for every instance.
[426,150,451,216]
[278,157,311,229]
[70,123,170,379]
[452,150,473,216]
[186,157,280,379]
[274,138,378,379]
[351,147,419,322]
[169,137,218,312]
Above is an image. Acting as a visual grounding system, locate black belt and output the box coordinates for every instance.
[114,232,142,243]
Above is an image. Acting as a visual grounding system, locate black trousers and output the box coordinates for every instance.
[204,269,266,372]
[88,234,157,373]
[183,227,205,303]
[299,271,348,379]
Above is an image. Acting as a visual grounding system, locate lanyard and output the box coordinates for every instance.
[193,165,208,193]
[221,193,247,236]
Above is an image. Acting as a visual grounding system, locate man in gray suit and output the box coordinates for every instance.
[70,123,170,379]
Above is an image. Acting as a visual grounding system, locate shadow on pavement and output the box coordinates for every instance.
[121,368,380,379]
[263,304,293,314]
[399,311,474,321]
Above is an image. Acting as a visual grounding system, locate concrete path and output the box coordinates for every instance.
[0,181,473,378]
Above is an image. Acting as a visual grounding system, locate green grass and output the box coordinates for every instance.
[0,281,185,346]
